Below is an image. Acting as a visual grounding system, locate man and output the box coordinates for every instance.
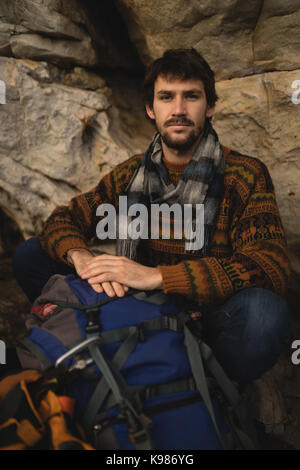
[13,49,291,385]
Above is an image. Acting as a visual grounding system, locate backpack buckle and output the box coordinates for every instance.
[85,307,101,336]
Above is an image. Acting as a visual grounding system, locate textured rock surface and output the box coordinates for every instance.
[116,0,263,80]
[0,0,99,67]
[213,70,300,241]
[10,33,98,67]
[0,56,147,238]
[116,0,300,79]
[0,0,141,70]
[253,0,300,72]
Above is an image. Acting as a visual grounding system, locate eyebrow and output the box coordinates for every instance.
[156,89,203,95]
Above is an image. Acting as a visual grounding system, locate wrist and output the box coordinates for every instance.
[151,267,163,290]
[67,248,93,265]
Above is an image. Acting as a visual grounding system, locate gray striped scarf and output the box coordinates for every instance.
[116,120,225,261]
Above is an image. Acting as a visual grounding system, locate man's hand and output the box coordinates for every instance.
[67,248,94,274]
[78,254,163,295]
[67,249,129,297]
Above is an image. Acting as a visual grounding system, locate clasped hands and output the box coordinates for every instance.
[68,249,163,298]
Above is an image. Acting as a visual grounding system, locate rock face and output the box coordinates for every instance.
[0,0,141,70]
[0,0,98,66]
[0,0,299,290]
[0,56,149,238]
[213,70,300,242]
[116,0,300,79]
[115,0,263,80]
[0,0,153,241]
[253,0,300,73]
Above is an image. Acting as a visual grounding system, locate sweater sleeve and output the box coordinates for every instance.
[157,160,291,304]
[38,155,142,265]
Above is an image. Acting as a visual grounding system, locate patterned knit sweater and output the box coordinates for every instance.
[39,146,291,307]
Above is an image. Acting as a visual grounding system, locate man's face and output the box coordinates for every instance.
[145,75,215,152]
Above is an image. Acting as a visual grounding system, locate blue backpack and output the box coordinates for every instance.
[17,274,258,450]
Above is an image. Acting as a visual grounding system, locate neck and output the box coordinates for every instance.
[160,131,204,164]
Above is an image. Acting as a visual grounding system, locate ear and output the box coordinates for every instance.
[145,103,155,120]
[206,105,215,119]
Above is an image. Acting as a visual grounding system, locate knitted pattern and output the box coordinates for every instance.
[39,146,291,307]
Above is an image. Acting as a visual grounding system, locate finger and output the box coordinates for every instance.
[87,273,118,285]
[80,254,122,269]
[90,280,129,297]
[79,262,121,279]
[111,281,126,297]
[90,283,104,294]
[101,281,117,297]
[79,255,128,276]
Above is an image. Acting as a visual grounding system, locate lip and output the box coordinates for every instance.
[167,123,191,127]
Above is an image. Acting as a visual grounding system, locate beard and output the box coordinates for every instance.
[161,128,202,151]
[158,117,205,151]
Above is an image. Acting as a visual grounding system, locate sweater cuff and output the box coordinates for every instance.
[39,235,89,266]
[60,238,91,266]
[157,263,192,296]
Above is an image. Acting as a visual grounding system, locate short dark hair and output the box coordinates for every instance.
[143,48,218,109]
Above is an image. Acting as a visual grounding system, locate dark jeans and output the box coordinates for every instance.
[13,237,76,304]
[12,237,291,385]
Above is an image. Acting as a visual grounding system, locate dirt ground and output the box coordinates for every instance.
[0,255,300,450]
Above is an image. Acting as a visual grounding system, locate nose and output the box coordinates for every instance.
[172,95,186,115]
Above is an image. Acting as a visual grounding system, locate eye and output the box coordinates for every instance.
[186,93,199,100]
[159,94,172,101]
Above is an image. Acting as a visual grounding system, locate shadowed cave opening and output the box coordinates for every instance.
[0,208,24,259]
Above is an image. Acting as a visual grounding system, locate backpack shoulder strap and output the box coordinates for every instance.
[181,313,259,450]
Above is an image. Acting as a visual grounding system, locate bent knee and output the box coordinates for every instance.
[231,288,290,340]
[12,237,44,275]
